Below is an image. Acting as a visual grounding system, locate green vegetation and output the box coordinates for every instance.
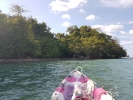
[0,5,127,59]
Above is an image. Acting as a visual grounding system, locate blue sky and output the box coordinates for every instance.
[0,0,133,57]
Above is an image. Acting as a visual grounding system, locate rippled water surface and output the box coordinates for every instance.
[0,58,133,100]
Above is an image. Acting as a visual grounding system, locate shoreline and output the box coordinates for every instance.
[0,58,88,63]
[0,57,131,63]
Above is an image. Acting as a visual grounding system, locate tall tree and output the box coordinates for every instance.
[0,9,2,13]
[9,4,28,16]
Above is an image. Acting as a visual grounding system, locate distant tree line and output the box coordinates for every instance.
[0,5,127,59]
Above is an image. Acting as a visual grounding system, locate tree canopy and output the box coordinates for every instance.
[56,25,127,59]
[0,5,127,59]
[9,4,29,16]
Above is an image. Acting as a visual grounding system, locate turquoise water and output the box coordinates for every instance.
[0,58,133,100]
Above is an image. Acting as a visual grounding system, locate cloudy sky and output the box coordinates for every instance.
[0,0,133,57]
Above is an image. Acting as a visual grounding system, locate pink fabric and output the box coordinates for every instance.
[51,71,110,100]
[55,87,64,93]
[78,77,89,83]
[93,88,106,100]
[65,76,76,82]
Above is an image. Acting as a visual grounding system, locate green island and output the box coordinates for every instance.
[0,5,127,60]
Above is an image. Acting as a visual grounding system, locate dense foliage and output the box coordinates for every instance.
[56,26,127,59]
[0,6,127,59]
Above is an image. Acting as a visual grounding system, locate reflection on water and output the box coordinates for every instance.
[0,58,133,100]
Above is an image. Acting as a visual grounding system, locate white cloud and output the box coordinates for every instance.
[61,21,70,27]
[128,21,133,24]
[119,30,133,35]
[79,9,86,13]
[80,4,83,7]
[119,36,132,39]
[129,30,133,34]
[100,0,133,8]
[120,40,133,45]
[86,15,100,21]
[62,14,71,19]
[49,0,87,13]
[92,24,124,34]
[120,31,127,34]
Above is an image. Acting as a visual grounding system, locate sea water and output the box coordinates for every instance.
[0,58,133,100]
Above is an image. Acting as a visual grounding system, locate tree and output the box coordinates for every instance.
[27,17,53,38]
[66,25,78,34]
[0,9,2,13]
[0,6,127,59]
[40,37,60,58]
[9,4,28,16]
[58,25,127,59]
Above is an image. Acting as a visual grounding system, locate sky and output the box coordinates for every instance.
[0,0,133,57]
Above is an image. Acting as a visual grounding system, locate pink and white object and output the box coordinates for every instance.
[51,67,114,100]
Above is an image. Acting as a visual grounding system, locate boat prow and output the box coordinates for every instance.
[51,67,115,100]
